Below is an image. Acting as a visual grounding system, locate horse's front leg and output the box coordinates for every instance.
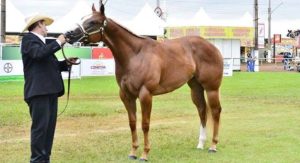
[119,90,138,159]
[139,86,152,161]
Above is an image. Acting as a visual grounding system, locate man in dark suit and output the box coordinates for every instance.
[21,13,77,163]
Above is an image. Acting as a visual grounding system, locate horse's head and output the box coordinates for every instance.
[65,1,107,44]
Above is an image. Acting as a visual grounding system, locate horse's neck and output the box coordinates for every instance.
[104,19,144,66]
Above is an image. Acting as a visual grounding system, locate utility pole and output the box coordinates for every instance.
[0,0,6,43]
[267,0,272,62]
[254,0,259,71]
[254,0,258,51]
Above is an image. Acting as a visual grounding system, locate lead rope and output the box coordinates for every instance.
[57,45,80,117]
[57,62,72,117]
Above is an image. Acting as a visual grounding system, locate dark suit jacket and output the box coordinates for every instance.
[21,32,69,101]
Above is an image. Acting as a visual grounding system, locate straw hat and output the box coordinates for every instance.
[22,13,54,32]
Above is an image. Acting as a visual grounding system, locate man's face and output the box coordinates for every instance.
[38,21,48,37]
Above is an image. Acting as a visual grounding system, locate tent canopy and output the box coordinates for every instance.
[126,3,165,36]
[188,8,213,26]
[48,0,92,33]
[6,0,26,33]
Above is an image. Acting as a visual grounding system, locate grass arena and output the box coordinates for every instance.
[1,72,300,162]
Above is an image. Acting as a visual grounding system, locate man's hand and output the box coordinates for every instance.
[66,57,80,65]
[57,34,67,45]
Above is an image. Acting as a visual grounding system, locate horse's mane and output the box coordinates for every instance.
[108,18,147,40]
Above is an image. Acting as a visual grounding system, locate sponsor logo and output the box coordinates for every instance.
[4,63,13,73]
[90,62,106,70]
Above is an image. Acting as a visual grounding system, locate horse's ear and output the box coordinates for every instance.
[100,4,105,15]
[92,3,96,12]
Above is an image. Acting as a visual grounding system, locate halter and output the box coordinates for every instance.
[75,19,107,43]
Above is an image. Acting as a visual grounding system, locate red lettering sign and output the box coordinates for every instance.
[273,34,281,43]
[92,48,113,59]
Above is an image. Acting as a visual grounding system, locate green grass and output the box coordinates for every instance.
[1,72,300,162]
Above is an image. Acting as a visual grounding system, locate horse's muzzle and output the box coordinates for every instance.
[64,31,77,44]
[64,26,86,44]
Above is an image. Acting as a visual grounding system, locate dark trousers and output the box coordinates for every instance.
[26,94,58,163]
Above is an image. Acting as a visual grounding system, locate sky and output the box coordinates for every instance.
[7,0,300,37]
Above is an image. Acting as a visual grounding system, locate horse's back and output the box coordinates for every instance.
[160,36,223,71]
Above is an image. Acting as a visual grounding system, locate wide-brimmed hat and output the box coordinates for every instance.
[22,13,54,32]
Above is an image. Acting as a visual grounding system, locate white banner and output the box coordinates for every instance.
[258,23,265,49]
[223,58,233,76]
[61,64,81,79]
[0,60,24,76]
[80,59,115,76]
[0,60,81,79]
[1,58,231,77]
[0,59,115,77]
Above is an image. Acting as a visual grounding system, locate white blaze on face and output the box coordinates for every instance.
[197,125,206,149]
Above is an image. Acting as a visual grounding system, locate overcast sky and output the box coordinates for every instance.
[10,0,294,20]
[8,0,300,36]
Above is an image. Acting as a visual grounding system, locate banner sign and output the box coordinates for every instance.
[223,59,233,76]
[80,59,115,76]
[92,47,113,59]
[61,64,81,79]
[55,47,92,59]
[165,26,254,47]
[258,23,265,48]
[1,46,93,60]
[0,60,23,76]
[0,60,81,79]
[2,46,21,60]
[273,34,281,43]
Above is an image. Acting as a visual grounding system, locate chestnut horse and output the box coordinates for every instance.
[65,3,223,161]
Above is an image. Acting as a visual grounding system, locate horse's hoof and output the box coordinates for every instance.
[208,148,217,153]
[197,143,204,150]
[139,158,148,162]
[128,155,137,160]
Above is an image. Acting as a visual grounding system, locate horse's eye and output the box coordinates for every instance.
[89,21,96,26]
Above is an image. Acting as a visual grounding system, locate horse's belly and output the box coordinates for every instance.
[151,61,195,95]
[152,81,186,95]
[152,71,193,95]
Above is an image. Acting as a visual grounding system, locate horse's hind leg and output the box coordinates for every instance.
[119,90,139,159]
[188,78,208,150]
[206,89,222,152]
[138,86,152,161]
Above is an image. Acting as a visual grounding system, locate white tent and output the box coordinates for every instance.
[48,0,92,33]
[6,0,26,33]
[204,11,253,27]
[189,8,213,26]
[166,10,253,28]
[235,12,253,27]
[126,3,165,36]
